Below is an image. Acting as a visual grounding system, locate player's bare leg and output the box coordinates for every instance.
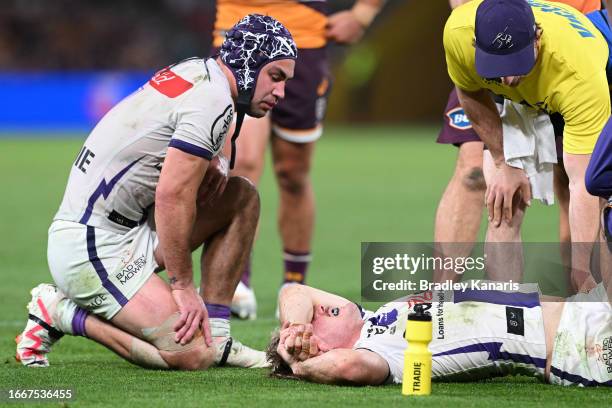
[483,150,526,282]
[433,141,486,282]
[554,162,572,290]
[191,176,268,367]
[109,274,214,370]
[226,115,271,320]
[17,277,212,370]
[271,136,316,286]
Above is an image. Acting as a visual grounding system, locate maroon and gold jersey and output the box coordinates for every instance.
[214,0,328,49]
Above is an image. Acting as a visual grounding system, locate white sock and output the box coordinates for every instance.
[54,298,79,335]
[210,318,230,338]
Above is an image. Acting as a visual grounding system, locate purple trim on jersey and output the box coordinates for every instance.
[168,139,213,160]
[454,289,540,308]
[71,307,89,337]
[433,341,547,369]
[550,365,612,387]
[79,157,142,225]
[86,226,128,307]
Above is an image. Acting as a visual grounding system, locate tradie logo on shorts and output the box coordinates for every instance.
[446,107,472,130]
[492,26,514,50]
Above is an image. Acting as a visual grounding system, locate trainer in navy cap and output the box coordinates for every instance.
[475,0,537,79]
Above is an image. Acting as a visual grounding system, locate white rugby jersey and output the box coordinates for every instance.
[54,58,234,234]
[354,285,548,384]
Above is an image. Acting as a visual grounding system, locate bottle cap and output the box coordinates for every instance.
[408,304,432,321]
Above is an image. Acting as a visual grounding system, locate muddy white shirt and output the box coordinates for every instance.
[354,286,548,384]
[54,58,234,234]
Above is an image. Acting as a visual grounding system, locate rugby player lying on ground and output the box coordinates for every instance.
[267,282,611,386]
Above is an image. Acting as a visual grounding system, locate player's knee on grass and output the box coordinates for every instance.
[141,313,215,371]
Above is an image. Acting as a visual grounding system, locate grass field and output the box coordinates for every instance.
[0,127,608,407]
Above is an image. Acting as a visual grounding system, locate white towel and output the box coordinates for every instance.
[501,100,557,205]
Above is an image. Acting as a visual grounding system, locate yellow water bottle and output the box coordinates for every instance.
[402,304,432,396]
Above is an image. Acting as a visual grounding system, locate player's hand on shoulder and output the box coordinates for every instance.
[326,10,365,45]
[197,154,229,207]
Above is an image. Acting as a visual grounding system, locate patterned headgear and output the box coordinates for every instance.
[220,14,297,99]
[220,14,297,169]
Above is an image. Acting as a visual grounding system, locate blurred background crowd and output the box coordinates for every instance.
[0,0,453,124]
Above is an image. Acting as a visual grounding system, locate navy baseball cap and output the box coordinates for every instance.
[475,0,537,78]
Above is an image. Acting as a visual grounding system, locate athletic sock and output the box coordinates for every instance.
[282,249,311,284]
[206,303,231,338]
[55,298,88,337]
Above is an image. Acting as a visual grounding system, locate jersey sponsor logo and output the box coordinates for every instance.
[434,291,445,339]
[527,0,595,38]
[601,336,611,373]
[210,104,233,152]
[365,308,400,338]
[505,306,525,336]
[446,107,472,130]
[149,68,193,98]
[368,308,398,327]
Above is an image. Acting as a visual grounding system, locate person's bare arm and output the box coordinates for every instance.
[563,152,599,292]
[457,88,531,225]
[326,0,386,44]
[456,88,503,162]
[282,347,390,385]
[278,284,354,325]
[155,147,210,344]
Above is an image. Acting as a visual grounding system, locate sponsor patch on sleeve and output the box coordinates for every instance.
[149,68,193,98]
[446,107,472,130]
[506,306,524,336]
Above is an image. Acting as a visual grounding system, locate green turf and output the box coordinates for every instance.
[0,127,607,406]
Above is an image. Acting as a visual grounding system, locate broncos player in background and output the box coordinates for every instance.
[213,0,387,320]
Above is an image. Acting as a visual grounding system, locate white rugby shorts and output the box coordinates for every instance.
[47,219,158,319]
